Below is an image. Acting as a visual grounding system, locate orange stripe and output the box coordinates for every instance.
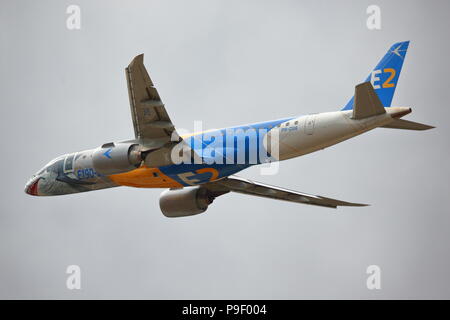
[109,166,183,188]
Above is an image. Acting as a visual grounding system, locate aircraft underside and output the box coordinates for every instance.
[25,41,434,217]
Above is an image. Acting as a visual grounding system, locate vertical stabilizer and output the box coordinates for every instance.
[343,41,409,110]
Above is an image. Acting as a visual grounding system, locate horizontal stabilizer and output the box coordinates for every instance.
[381,119,435,130]
[352,82,386,119]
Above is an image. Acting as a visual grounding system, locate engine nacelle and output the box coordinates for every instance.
[159,187,212,217]
[92,143,141,175]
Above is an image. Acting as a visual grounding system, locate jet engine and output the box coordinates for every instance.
[92,143,142,175]
[159,187,216,217]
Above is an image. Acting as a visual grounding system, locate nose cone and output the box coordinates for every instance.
[24,177,40,196]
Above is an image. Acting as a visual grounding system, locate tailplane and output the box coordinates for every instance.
[352,81,386,119]
[381,119,435,130]
[351,81,434,130]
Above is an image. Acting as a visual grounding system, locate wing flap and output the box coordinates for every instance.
[205,176,368,209]
[125,54,179,143]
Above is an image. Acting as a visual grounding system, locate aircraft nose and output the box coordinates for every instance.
[25,177,40,196]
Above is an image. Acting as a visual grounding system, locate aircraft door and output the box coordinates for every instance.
[304,115,316,135]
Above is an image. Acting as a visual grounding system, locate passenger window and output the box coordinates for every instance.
[286,122,290,126]
[295,121,298,125]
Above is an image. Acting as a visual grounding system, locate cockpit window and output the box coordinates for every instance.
[63,154,75,173]
[37,155,65,175]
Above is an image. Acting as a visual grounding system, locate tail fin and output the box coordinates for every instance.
[342,41,410,110]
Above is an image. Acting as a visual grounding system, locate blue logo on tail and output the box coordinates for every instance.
[342,41,410,110]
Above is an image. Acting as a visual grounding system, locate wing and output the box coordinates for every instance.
[204,176,368,209]
[125,54,180,145]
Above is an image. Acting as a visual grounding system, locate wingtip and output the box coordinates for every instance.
[354,203,370,207]
[128,54,144,67]
[135,53,144,62]
[341,203,370,207]
[414,123,435,130]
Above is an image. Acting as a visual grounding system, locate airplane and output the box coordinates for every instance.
[25,41,434,217]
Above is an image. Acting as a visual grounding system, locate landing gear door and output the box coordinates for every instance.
[304,115,316,135]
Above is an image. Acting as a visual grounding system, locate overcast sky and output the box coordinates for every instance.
[1,0,449,299]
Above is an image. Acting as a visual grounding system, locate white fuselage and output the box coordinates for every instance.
[266,108,405,161]
[25,107,409,196]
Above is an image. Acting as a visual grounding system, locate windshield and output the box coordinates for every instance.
[36,155,65,176]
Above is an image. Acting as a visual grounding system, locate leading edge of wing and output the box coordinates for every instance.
[205,175,369,209]
[125,54,179,144]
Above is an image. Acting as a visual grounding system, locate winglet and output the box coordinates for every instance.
[128,54,144,68]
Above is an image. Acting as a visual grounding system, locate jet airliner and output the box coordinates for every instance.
[25,41,434,217]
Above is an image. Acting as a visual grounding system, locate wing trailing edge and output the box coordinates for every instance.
[204,176,368,209]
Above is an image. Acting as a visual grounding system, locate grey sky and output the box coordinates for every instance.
[0,0,449,299]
